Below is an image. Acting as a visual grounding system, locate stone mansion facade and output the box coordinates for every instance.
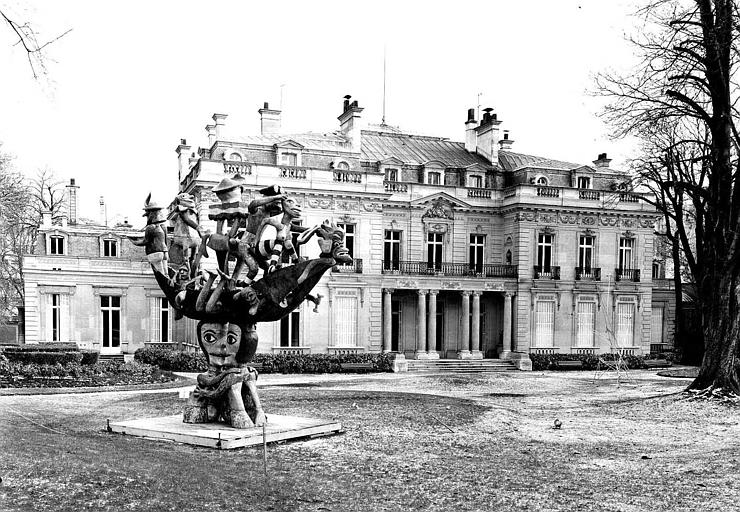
[23,97,675,364]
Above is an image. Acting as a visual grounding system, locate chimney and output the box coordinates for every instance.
[498,130,514,151]
[41,210,52,228]
[474,107,502,164]
[65,178,79,224]
[99,196,107,226]
[212,113,227,141]
[338,95,364,151]
[205,125,216,147]
[176,139,191,183]
[258,102,282,135]
[593,152,612,169]
[465,108,477,152]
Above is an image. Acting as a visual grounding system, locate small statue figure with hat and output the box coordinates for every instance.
[128,193,169,275]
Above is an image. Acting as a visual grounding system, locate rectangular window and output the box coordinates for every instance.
[469,234,485,273]
[51,294,61,342]
[577,176,591,189]
[469,175,483,188]
[281,152,298,166]
[334,294,358,347]
[616,302,635,346]
[384,230,401,270]
[103,239,118,257]
[101,295,121,348]
[49,236,65,255]
[534,299,555,347]
[651,305,664,344]
[280,311,300,347]
[619,238,634,270]
[337,223,355,259]
[575,300,595,347]
[428,172,441,185]
[427,232,443,270]
[150,297,170,343]
[579,236,594,270]
[537,234,553,270]
[385,168,398,182]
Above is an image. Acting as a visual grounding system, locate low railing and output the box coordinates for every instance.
[578,189,600,200]
[381,260,517,278]
[223,161,252,175]
[280,166,307,179]
[503,187,517,198]
[530,347,558,355]
[575,267,601,280]
[467,188,492,198]
[619,193,640,203]
[615,268,641,282]
[327,347,365,355]
[333,258,363,274]
[537,186,560,198]
[571,347,596,355]
[533,265,561,279]
[384,181,408,192]
[272,346,311,355]
[333,171,362,183]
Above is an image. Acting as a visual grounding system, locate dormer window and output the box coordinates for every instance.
[49,235,65,255]
[469,175,483,188]
[225,151,243,162]
[336,161,350,171]
[385,168,398,182]
[103,239,118,257]
[428,172,441,185]
[281,152,298,166]
[577,176,592,189]
[536,176,549,186]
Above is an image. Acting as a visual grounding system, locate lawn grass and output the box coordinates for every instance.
[1,370,738,511]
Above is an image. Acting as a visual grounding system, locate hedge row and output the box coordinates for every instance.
[529,352,674,371]
[0,360,174,388]
[2,343,79,352]
[3,350,99,365]
[134,347,395,374]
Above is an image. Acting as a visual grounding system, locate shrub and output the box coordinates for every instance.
[529,352,650,371]
[134,347,395,374]
[0,359,175,387]
[4,351,83,365]
[80,350,100,365]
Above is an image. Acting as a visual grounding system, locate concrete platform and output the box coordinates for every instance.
[108,414,342,449]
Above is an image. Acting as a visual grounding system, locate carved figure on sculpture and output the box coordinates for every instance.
[171,192,204,276]
[134,184,353,430]
[128,194,169,275]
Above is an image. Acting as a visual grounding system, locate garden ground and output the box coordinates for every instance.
[0,369,738,511]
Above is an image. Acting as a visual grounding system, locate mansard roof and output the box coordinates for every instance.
[360,130,491,169]
[229,132,351,152]
[498,150,581,171]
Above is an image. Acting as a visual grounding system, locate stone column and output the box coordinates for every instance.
[427,290,440,359]
[458,291,471,359]
[383,288,393,353]
[500,292,514,359]
[416,290,429,359]
[470,291,483,359]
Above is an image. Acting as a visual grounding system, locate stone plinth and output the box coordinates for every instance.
[108,414,342,450]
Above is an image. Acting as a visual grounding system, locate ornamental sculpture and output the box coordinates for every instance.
[129,179,352,429]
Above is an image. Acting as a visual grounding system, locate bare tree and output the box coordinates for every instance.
[597,0,740,397]
[0,159,65,326]
[0,7,71,79]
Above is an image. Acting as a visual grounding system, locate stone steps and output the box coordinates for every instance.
[406,359,516,373]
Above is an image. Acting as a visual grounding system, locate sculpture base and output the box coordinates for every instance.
[108,414,342,450]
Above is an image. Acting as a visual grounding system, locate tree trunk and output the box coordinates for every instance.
[689,276,740,393]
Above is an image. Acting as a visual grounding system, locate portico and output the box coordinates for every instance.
[382,286,516,360]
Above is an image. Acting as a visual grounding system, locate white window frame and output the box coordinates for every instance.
[427,172,441,185]
[469,234,485,272]
[102,238,119,257]
[614,298,637,347]
[533,295,556,347]
[101,295,122,351]
[385,167,399,182]
[427,232,444,270]
[468,174,483,188]
[333,289,359,347]
[618,237,635,270]
[575,295,597,348]
[577,176,592,189]
[578,235,594,270]
[537,233,554,269]
[384,230,401,270]
[280,308,301,347]
[48,233,67,255]
[51,293,62,342]
[337,222,356,260]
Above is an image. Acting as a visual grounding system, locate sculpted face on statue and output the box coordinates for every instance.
[199,322,242,368]
[282,197,302,219]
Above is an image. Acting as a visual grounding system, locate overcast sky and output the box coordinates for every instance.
[0,0,641,225]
